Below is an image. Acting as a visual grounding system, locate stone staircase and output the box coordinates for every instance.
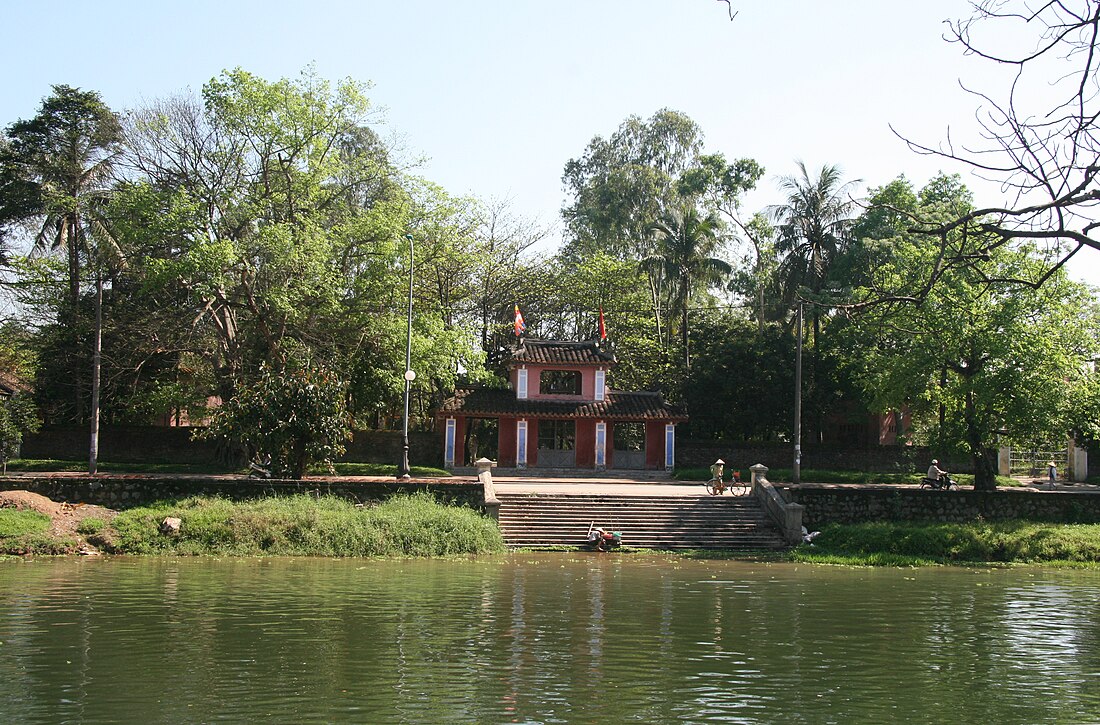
[496,491,789,550]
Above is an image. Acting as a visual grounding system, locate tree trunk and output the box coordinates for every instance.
[965,388,996,490]
[681,298,691,369]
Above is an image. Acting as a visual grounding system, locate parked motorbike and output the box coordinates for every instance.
[248,455,273,480]
[920,473,959,491]
[586,523,622,552]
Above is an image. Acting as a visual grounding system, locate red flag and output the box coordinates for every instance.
[598,306,607,341]
[514,304,526,336]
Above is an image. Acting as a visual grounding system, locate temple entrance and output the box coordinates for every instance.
[613,422,645,469]
[537,419,575,467]
[464,418,498,465]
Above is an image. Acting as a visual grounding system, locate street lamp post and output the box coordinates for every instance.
[398,233,415,480]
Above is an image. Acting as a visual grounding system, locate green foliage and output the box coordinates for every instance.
[325,462,451,477]
[109,493,505,557]
[681,315,794,440]
[201,360,351,479]
[76,517,107,535]
[843,174,1100,488]
[0,393,39,471]
[800,520,1100,564]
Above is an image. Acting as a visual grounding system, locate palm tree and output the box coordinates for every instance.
[0,86,122,473]
[770,162,858,443]
[1,85,122,311]
[770,161,859,308]
[642,205,731,368]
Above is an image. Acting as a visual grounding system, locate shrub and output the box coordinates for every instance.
[799,520,1100,564]
[77,517,107,535]
[109,493,505,557]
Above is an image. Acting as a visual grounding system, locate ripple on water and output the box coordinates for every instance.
[0,556,1099,723]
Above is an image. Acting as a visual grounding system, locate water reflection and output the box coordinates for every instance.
[0,556,1098,723]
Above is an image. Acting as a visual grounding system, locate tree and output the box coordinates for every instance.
[561,111,760,356]
[0,85,122,312]
[769,162,859,441]
[681,315,794,441]
[0,86,123,473]
[771,162,859,308]
[848,201,1099,490]
[0,392,38,474]
[643,205,730,368]
[201,360,351,479]
[123,69,406,404]
[897,1,1100,292]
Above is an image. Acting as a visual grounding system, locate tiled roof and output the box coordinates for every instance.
[0,371,29,397]
[507,339,616,366]
[438,387,687,421]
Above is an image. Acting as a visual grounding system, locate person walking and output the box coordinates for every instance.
[1048,461,1057,486]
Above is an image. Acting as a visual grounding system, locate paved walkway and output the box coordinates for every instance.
[4,470,1095,496]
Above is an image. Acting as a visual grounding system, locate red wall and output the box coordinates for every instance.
[575,419,596,468]
[498,417,517,467]
[527,419,539,467]
[452,417,466,467]
[645,421,666,470]
[511,363,607,400]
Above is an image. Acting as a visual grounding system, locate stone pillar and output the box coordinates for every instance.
[749,463,769,492]
[475,457,499,521]
[997,447,1012,476]
[1072,444,1088,483]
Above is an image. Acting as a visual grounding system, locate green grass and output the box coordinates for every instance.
[321,462,452,478]
[0,509,77,555]
[4,459,452,478]
[792,520,1100,565]
[0,509,51,537]
[4,459,235,474]
[108,492,504,557]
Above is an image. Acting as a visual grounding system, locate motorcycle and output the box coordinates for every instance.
[586,523,622,552]
[920,473,959,491]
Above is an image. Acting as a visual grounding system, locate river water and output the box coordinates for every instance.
[0,554,1098,724]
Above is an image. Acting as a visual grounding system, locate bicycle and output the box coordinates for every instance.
[703,473,750,496]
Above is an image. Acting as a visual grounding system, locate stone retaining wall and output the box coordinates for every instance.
[785,485,1100,528]
[0,476,483,511]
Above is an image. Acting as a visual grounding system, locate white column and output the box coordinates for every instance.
[664,423,675,471]
[516,419,528,469]
[444,418,456,468]
[595,421,606,470]
[517,367,528,399]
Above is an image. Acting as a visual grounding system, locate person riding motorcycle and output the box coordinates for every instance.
[927,459,947,482]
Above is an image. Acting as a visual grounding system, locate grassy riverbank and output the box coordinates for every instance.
[792,520,1100,566]
[0,493,504,557]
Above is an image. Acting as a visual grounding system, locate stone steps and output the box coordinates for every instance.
[496,492,788,550]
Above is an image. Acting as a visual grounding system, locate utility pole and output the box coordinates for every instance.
[398,234,415,480]
[793,301,803,485]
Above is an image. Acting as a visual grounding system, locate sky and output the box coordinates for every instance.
[3,0,1097,286]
